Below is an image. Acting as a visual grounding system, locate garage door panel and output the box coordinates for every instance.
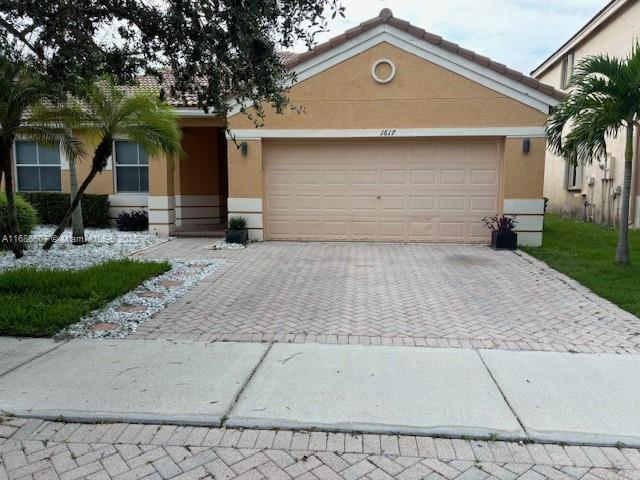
[471,169,498,185]
[323,196,349,210]
[470,195,497,212]
[381,170,406,184]
[352,221,377,238]
[353,170,378,185]
[267,195,293,211]
[411,170,437,185]
[294,169,322,184]
[295,195,323,211]
[264,140,499,243]
[439,221,466,240]
[469,221,489,240]
[324,169,349,184]
[441,170,467,185]
[439,196,466,212]
[380,221,405,238]
[380,196,405,210]
[267,169,293,185]
[352,196,377,210]
[410,196,436,211]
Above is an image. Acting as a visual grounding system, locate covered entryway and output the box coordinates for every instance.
[263,139,500,242]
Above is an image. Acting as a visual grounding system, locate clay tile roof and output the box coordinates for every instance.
[284,8,565,101]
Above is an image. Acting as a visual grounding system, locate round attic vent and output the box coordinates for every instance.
[371,58,396,84]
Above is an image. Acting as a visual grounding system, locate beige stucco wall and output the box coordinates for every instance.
[230,42,546,131]
[228,140,263,199]
[536,0,640,226]
[501,137,546,200]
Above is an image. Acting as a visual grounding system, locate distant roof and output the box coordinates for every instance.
[531,0,632,77]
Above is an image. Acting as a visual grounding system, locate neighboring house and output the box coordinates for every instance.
[532,0,640,227]
[8,8,562,245]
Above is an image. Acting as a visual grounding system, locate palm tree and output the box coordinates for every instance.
[42,81,183,250]
[0,56,82,258]
[546,45,640,264]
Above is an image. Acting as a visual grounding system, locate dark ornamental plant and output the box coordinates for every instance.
[483,214,518,250]
[226,216,248,245]
[116,210,149,232]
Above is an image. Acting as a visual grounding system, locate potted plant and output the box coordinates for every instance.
[482,214,518,250]
[226,216,249,245]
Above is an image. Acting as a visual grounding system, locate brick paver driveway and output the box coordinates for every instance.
[133,240,640,353]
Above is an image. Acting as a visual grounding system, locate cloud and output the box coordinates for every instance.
[307,0,607,73]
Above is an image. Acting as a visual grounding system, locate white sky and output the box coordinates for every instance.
[308,0,608,74]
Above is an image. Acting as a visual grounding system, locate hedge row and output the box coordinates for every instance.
[18,192,111,228]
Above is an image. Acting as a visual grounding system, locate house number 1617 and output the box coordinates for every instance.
[380,129,396,136]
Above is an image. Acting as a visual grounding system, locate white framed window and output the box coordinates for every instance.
[15,141,62,192]
[560,53,575,89]
[566,161,583,191]
[114,141,149,193]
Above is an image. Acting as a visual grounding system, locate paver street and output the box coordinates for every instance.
[2,416,640,480]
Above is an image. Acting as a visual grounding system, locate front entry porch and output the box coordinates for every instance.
[147,118,228,235]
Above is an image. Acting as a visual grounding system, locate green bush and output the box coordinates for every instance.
[18,192,110,228]
[228,215,247,230]
[0,194,39,248]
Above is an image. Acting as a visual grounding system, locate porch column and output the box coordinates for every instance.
[227,139,263,241]
[148,154,176,235]
[501,136,546,246]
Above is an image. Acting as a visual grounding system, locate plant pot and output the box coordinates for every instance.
[491,231,518,250]
[226,229,248,245]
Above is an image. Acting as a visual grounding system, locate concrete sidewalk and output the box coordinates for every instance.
[0,338,638,447]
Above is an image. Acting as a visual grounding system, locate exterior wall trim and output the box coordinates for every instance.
[503,198,544,247]
[174,108,219,118]
[229,25,559,117]
[227,197,263,241]
[227,127,546,140]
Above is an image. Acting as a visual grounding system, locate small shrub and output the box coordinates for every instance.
[116,210,148,231]
[482,214,518,233]
[18,192,110,228]
[228,216,247,230]
[0,194,39,249]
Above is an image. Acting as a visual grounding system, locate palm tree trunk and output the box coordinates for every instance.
[43,137,112,251]
[615,122,634,264]
[69,157,86,245]
[1,140,24,258]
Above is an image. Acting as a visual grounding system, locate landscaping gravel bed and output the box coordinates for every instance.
[0,226,168,271]
[56,258,223,339]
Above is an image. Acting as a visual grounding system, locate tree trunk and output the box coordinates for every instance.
[69,157,86,245]
[615,123,634,264]
[43,136,112,251]
[0,140,24,258]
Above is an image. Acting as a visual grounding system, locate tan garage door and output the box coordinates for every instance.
[263,139,500,242]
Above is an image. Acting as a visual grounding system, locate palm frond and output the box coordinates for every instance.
[546,49,638,165]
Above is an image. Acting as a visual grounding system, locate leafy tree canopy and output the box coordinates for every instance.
[0,0,344,122]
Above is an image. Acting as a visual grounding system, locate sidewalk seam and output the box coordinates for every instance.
[222,343,274,425]
[0,340,68,379]
[476,349,529,438]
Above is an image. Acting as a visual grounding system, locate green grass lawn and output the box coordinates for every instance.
[522,214,640,317]
[0,259,170,337]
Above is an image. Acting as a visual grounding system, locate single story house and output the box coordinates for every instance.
[9,9,562,246]
[532,0,640,227]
